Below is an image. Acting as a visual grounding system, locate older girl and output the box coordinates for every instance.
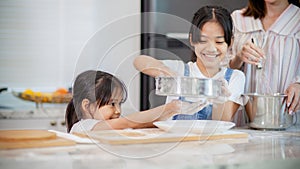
[134,6,246,122]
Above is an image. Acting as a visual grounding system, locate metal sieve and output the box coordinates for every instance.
[155,76,222,98]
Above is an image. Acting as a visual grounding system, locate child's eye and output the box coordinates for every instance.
[199,38,207,43]
[199,40,207,43]
[111,102,121,107]
[216,41,225,44]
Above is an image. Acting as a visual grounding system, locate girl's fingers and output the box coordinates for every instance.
[176,100,208,115]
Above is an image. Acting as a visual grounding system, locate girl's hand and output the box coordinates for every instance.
[173,100,208,115]
[285,83,300,115]
[209,78,231,104]
[162,100,208,119]
[156,67,178,77]
[134,55,178,78]
[237,40,265,65]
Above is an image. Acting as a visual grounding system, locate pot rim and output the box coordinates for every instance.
[242,92,287,97]
[155,76,220,83]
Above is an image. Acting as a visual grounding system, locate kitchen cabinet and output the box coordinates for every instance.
[0,105,67,132]
[0,92,67,132]
[0,118,66,132]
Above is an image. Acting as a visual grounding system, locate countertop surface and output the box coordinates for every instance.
[1,92,300,169]
[1,126,300,169]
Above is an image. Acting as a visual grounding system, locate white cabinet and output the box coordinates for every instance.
[0,118,67,132]
[0,97,68,132]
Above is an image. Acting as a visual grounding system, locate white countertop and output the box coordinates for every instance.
[1,126,300,169]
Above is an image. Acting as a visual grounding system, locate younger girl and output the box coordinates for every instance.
[134,6,246,122]
[65,70,202,133]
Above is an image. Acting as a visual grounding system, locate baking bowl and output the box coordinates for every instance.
[155,76,222,98]
[244,93,295,130]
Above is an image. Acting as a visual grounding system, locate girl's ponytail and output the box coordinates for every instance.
[65,99,78,133]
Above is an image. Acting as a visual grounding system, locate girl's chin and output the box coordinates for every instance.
[200,54,224,61]
[197,59,221,67]
[205,57,218,62]
[200,56,218,63]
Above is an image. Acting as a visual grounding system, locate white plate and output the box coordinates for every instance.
[48,130,99,144]
[153,120,235,134]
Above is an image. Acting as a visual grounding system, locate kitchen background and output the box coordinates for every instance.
[0,0,141,131]
[0,0,248,131]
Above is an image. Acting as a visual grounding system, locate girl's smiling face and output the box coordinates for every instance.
[191,21,228,72]
[94,98,122,120]
[89,88,124,121]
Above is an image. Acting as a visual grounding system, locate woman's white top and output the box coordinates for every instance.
[231,4,300,94]
[70,119,100,133]
[161,60,246,106]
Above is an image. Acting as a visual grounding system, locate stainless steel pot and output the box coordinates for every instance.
[244,93,295,130]
[155,77,222,98]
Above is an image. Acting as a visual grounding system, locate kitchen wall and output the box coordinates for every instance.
[0,0,141,113]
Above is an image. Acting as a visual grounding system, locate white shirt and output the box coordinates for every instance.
[161,60,246,106]
[231,4,300,94]
[70,119,100,133]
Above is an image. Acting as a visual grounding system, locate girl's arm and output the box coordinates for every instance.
[211,72,245,121]
[133,55,177,77]
[212,101,240,121]
[92,100,180,130]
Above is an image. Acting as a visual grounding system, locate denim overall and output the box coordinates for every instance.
[172,64,233,120]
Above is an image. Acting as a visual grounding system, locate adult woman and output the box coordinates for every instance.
[230,0,300,121]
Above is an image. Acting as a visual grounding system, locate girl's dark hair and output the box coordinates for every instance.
[189,6,233,62]
[243,0,300,19]
[65,70,127,133]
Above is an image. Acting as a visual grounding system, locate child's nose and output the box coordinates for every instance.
[206,41,217,52]
[114,105,121,114]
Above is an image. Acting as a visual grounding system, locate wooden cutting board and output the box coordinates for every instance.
[78,128,248,145]
[0,130,76,149]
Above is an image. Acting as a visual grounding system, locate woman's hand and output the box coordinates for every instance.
[237,40,265,65]
[285,83,300,114]
[231,40,265,69]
